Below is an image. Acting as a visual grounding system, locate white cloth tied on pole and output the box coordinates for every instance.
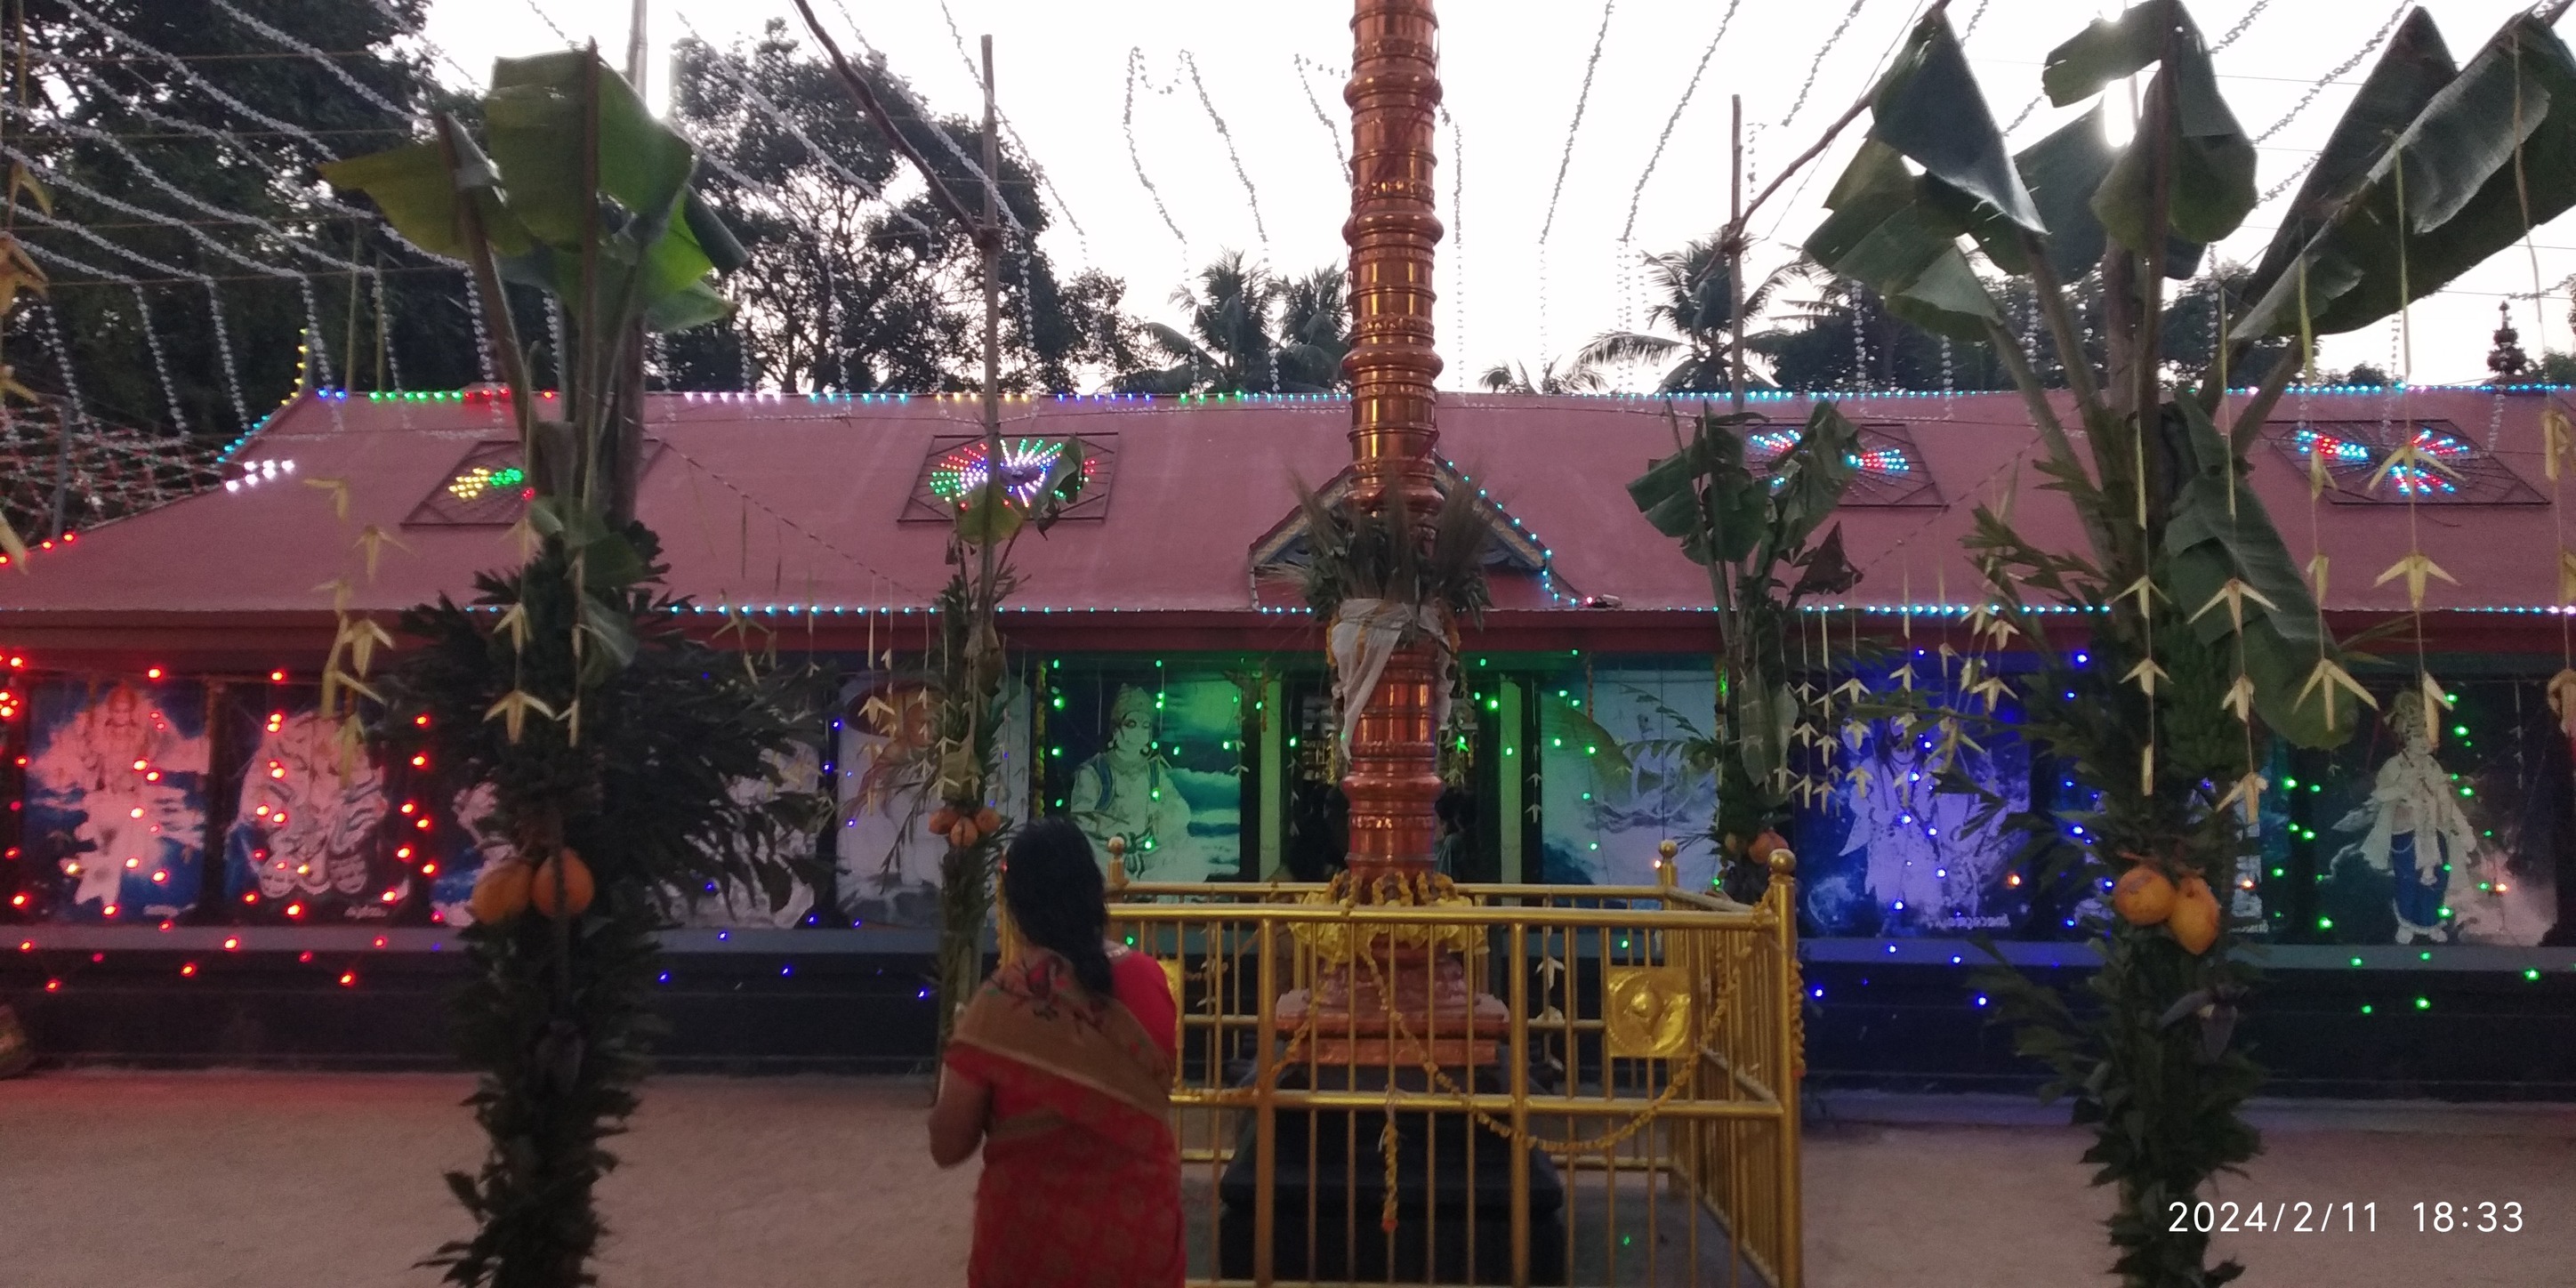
[1328,598,1452,755]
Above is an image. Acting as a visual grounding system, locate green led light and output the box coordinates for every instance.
[1485,697,1500,711]
[2317,916,2334,930]
[2349,956,2363,967]
[1051,696,1065,709]
[2308,783,2322,793]
[1551,737,1562,747]
[2525,969,2542,981]
[2281,776,2298,789]
[2271,867,2285,878]
[2361,1004,2374,1014]
[2459,786,2474,797]
[2451,724,2468,737]
[2414,997,2430,1010]
[2420,950,2434,961]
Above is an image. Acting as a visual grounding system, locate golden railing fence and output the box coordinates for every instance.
[1103,857,1805,1288]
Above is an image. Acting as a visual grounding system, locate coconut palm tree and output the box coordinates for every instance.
[1121,252,1348,394]
[1573,241,1813,391]
[1475,354,1612,394]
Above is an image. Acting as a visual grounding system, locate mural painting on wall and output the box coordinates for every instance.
[1537,670,1721,890]
[2290,680,2569,947]
[659,745,822,929]
[218,690,405,922]
[1042,667,1244,882]
[22,677,212,922]
[1796,718,2037,938]
[837,675,1032,926]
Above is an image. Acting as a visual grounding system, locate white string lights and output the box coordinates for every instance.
[2251,0,2411,146]
[1179,51,1271,256]
[1122,47,1190,260]
[1618,0,1743,246]
[1781,0,1872,131]
[1293,55,1349,181]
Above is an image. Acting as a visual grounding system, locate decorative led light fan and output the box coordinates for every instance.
[2271,420,2539,505]
[446,465,530,503]
[1740,422,1938,505]
[904,433,1121,524]
[926,437,1096,507]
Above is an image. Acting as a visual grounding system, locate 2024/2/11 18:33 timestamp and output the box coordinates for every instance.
[2165,1202,2525,1234]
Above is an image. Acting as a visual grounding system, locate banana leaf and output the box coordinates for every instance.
[486,50,696,250]
[2242,10,2458,302]
[1803,141,2001,342]
[2236,14,2576,339]
[2042,0,2188,107]
[2084,6,2257,265]
[318,134,535,262]
[1628,410,1766,565]
[1766,400,1863,559]
[2155,397,2347,749]
[1872,12,2043,236]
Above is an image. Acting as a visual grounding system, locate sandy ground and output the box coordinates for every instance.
[2,1072,2568,1287]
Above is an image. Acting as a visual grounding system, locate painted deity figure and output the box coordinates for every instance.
[1068,685,1198,878]
[31,681,208,909]
[233,712,390,903]
[2334,701,2475,944]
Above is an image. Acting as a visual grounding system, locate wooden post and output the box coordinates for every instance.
[47,403,68,540]
[1729,93,1746,415]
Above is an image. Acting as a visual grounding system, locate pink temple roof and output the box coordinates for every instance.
[4,386,2570,661]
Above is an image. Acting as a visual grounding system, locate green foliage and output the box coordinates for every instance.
[2237,13,2576,339]
[1627,403,1862,880]
[664,22,1144,394]
[426,884,660,1288]
[11,0,476,440]
[1978,923,2263,1287]
[1123,251,1349,395]
[1770,2,2576,1281]
[1292,479,1493,630]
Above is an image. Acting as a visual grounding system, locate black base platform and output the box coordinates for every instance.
[1217,1064,1567,1285]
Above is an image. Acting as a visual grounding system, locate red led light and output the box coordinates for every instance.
[338,971,357,987]
[374,936,388,947]
[222,938,239,951]
[410,754,428,768]
[146,667,163,680]
[413,713,431,727]
[180,962,197,977]
[297,951,313,963]
[395,846,413,860]
[399,801,416,815]
[100,905,117,918]
[285,902,304,918]
[419,862,439,876]
[270,670,286,682]
[44,978,59,992]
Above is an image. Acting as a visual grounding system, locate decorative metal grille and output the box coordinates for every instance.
[405,439,665,527]
[2263,418,2541,505]
[902,432,1119,523]
[1743,420,1940,506]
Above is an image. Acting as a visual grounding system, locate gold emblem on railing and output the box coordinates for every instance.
[1605,963,1695,1059]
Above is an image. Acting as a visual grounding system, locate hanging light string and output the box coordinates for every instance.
[915,0,1086,250]
[1959,0,1992,43]
[1292,55,1349,181]
[209,0,411,119]
[1122,48,1190,260]
[2251,0,2411,146]
[14,205,254,429]
[1539,0,1618,246]
[1443,102,1466,374]
[0,108,372,278]
[1178,51,1272,257]
[2210,0,2274,52]
[1,143,339,386]
[816,0,1030,238]
[1780,0,1873,131]
[58,0,339,161]
[1618,0,1744,246]
[672,14,933,240]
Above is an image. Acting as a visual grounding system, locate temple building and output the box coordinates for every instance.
[2,381,2572,1090]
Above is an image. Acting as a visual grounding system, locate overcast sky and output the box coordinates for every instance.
[423,0,2572,390]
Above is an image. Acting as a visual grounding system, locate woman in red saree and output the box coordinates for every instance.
[930,817,1183,1287]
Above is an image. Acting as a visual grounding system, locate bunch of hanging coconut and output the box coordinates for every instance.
[2110,851,2220,954]
[469,846,595,924]
[927,802,1005,851]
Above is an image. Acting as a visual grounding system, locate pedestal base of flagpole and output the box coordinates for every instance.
[1216,1063,1567,1285]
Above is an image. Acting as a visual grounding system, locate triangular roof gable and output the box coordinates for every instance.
[1244,455,1572,609]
